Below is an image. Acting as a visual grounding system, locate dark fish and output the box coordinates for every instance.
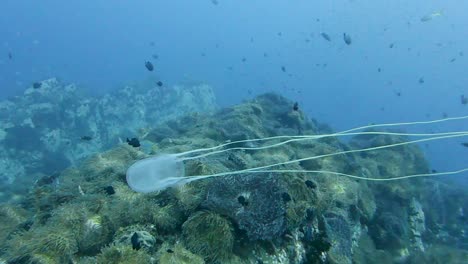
[377,68,381,72]
[131,232,141,250]
[156,81,163,87]
[320,32,331,41]
[80,136,92,141]
[167,249,174,253]
[461,95,468,105]
[145,61,154,71]
[152,54,159,59]
[127,137,141,148]
[32,82,42,89]
[103,186,115,195]
[211,0,219,5]
[461,143,468,148]
[293,102,299,111]
[305,180,317,189]
[343,33,352,45]
[418,77,424,84]
[8,52,12,60]
[449,58,456,63]
[237,195,248,206]
[35,172,60,186]
[277,32,282,37]
[460,51,464,57]
[149,41,155,47]
[281,66,286,72]
[389,43,395,48]
[241,57,246,62]
[420,15,432,22]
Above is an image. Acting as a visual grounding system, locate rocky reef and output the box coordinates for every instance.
[0,93,466,263]
[0,78,217,202]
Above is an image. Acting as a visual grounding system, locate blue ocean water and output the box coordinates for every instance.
[0,0,466,181]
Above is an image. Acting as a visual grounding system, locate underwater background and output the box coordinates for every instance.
[0,1,467,263]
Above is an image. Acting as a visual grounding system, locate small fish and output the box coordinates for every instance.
[320,32,331,41]
[389,43,395,48]
[305,180,317,189]
[145,61,154,71]
[167,249,174,253]
[80,136,93,141]
[127,137,141,148]
[131,232,141,250]
[281,66,286,72]
[103,185,115,195]
[152,54,159,60]
[237,195,248,206]
[8,52,12,60]
[418,77,424,84]
[293,102,299,111]
[449,58,456,63]
[421,11,443,22]
[156,81,163,87]
[343,33,352,45]
[211,0,219,5]
[377,68,382,72]
[461,142,468,148]
[32,82,42,89]
[461,95,468,105]
[149,41,155,47]
[241,57,246,62]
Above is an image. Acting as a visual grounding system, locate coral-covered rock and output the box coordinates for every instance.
[202,173,287,241]
[0,78,217,202]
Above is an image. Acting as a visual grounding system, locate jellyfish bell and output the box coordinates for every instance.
[126,154,186,193]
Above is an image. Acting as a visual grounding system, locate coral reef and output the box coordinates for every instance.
[0,78,217,202]
[0,92,466,263]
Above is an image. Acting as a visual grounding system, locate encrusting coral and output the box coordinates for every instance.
[182,210,234,262]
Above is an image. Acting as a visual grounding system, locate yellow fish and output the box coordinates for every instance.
[421,11,443,22]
